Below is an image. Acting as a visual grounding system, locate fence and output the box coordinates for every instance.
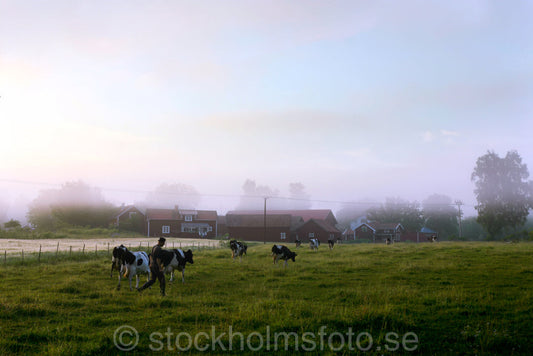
[2,240,223,266]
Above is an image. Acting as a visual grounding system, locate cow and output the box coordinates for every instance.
[295,238,302,248]
[271,244,297,267]
[309,238,320,251]
[428,235,438,243]
[229,240,247,261]
[111,245,150,291]
[385,237,394,245]
[156,248,194,283]
[328,238,335,250]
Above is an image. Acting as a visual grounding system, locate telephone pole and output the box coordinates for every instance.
[263,196,268,244]
[455,200,463,238]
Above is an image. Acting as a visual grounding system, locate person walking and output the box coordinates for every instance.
[138,237,167,296]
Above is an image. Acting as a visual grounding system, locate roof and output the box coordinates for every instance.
[114,205,145,219]
[179,209,198,216]
[196,210,217,221]
[306,218,340,233]
[420,227,437,234]
[146,208,177,220]
[226,214,292,227]
[146,208,217,221]
[227,209,336,223]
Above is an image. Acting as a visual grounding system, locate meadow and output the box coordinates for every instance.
[0,242,532,355]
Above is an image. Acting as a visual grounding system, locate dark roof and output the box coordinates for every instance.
[304,218,340,233]
[369,222,404,231]
[146,208,216,221]
[196,210,217,221]
[226,214,292,227]
[227,209,336,223]
[146,208,177,220]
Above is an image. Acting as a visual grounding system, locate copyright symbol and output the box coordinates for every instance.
[114,325,139,351]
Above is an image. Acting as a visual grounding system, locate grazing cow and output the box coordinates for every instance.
[271,244,297,267]
[309,238,320,251]
[385,237,394,245]
[428,235,438,243]
[328,238,335,250]
[295,238,302,248]
[111,245,150,291]
[156,248,194,283]
[229,240,247,261]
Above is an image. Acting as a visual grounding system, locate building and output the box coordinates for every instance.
[145,207,217,238]
[345,222,405,243]
[225,209,341,243]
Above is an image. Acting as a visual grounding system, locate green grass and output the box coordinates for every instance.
[0,242,532,355]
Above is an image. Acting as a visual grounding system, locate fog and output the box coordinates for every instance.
[1,1,532,224]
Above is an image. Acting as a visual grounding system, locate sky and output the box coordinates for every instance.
[1,0,532,221]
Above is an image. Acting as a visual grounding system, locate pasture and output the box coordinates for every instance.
[0,242,532,355]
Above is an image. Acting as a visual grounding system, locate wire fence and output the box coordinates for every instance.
[2,239,223,266]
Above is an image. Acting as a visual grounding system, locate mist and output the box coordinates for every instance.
[1,1,532,225]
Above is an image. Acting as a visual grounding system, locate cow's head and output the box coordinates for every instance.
[184,249,194,264]
[290,252,297,262]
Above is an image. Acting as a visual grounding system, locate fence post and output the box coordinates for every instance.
[70,246,72,257]
[21,250,24,265]
[82,244,85,254]
[38,245,42,263]
[4,250,6,266]
[95,244,98,256]
[107,242,110,255]
[56,242,59,260]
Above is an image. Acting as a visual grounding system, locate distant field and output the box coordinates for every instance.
[0,242,532,355]
[0,237,217,254]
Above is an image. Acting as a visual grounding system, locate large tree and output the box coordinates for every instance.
[27,181,115,230]
[422,194,459,239]
[366,197,423,232]
[288,182,311,209]
[235,179,280,210]
[471,150,533,239]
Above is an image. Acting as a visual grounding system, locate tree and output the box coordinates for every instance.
[4,219,21,229]
[27,181,114,230]
[288,182,311,209]
[143,183,200,209]
[422,194,459,239]
[366,197,423,232]
[471,150,533,239]
[236,179,279,210]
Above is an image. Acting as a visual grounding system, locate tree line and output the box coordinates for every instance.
[2,150,533,241]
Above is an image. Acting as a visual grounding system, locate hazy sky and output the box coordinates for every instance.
[1,0,532,219]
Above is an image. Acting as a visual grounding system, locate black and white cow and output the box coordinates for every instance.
[328,238,335,250]
[156,248,194,283]
[111,245,150,291]
[271,244,297,267]
[295,238,302,248]
[385,237,394,245]
[309,238,320,251]
[229,240,247,261]
[428,235,438,243]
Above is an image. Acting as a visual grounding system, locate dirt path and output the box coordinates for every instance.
[0,238,219,254]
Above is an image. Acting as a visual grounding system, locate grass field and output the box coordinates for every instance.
[0,242,532,355]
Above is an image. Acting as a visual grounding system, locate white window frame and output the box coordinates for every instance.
[162,225,170,234]
[185,215,193,222]
[208,226,213,232]
[280,232,286,240]
[309,233,315,238]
